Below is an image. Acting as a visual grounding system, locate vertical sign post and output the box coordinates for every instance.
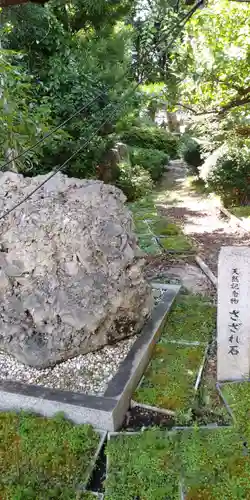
[217,247,250,381]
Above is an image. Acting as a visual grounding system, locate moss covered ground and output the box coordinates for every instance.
[129,195,194,254]
[219,381,250,438]
[134,343,204,413]
[105,429,180,500]
[106,427,250,500]
[180,427,250,499]
[0,411,100,500]
[161,293,216,343]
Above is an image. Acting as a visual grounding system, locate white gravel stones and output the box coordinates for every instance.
[0,336,137,395]
[0,286,163,395]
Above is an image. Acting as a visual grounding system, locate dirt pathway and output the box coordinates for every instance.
[156,160,250,276]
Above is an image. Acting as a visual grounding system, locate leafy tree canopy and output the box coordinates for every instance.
[171,0,250,117]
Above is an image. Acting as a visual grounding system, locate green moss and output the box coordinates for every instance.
[128,195,156,212]
[159,234,194,251]
[133,218,150,234]
[149,220,181,236]
[219,381,250,437]
[105,427,250,499]
[81,494,98,499]
[231,205,250,218]
[194,374,232,426]
[180,427,250,499]
[134,343,205,412]
[161,294,216,343]
[0,411,100,499]
[134,210,158,220]
[137,236,161,255]
[105,430,180,500]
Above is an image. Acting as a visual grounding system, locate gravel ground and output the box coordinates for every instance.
[0,337,138,395]
[157,161,250,276]
[0,287,164,395]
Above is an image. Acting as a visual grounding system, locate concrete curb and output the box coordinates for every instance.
[130,399,176,416]
[195,255,217,288]
[159,339,207,346]
[0,285,180,431]
[219,205,250,232]
[216,382,235,421]
[104,286,180,429]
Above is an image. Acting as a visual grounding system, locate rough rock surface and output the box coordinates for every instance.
[0,172,153,368]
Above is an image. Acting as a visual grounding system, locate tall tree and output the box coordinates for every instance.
[171,0,250,117]
[0,0,135,175]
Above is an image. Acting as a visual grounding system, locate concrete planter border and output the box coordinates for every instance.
[216,381,235,420]
[194,343,209,392]
[159,339,207,346]
[172,424,228,431]
[130,399,176,416]
[194,255,217,288]
[0,285,180,431]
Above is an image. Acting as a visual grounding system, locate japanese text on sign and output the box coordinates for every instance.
[228,268,241,356]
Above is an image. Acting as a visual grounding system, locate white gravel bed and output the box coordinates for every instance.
[0,286,164,395]
[0,335,138,395]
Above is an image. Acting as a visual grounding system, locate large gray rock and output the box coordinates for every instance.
[0,172,152,368]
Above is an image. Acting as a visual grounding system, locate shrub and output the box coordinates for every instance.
[116,162,153,201]
[130,147,169,181]
[207,146,250,206]
[120,125,178,158]
[22,135,110,180]
[180,137,202,173]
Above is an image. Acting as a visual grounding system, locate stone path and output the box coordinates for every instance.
[156,160,250,276]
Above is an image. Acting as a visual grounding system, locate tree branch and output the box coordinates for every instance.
[176,102,217,115]
[219,94,250,114]
[178,82,250,117]
[183,0,205,24]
